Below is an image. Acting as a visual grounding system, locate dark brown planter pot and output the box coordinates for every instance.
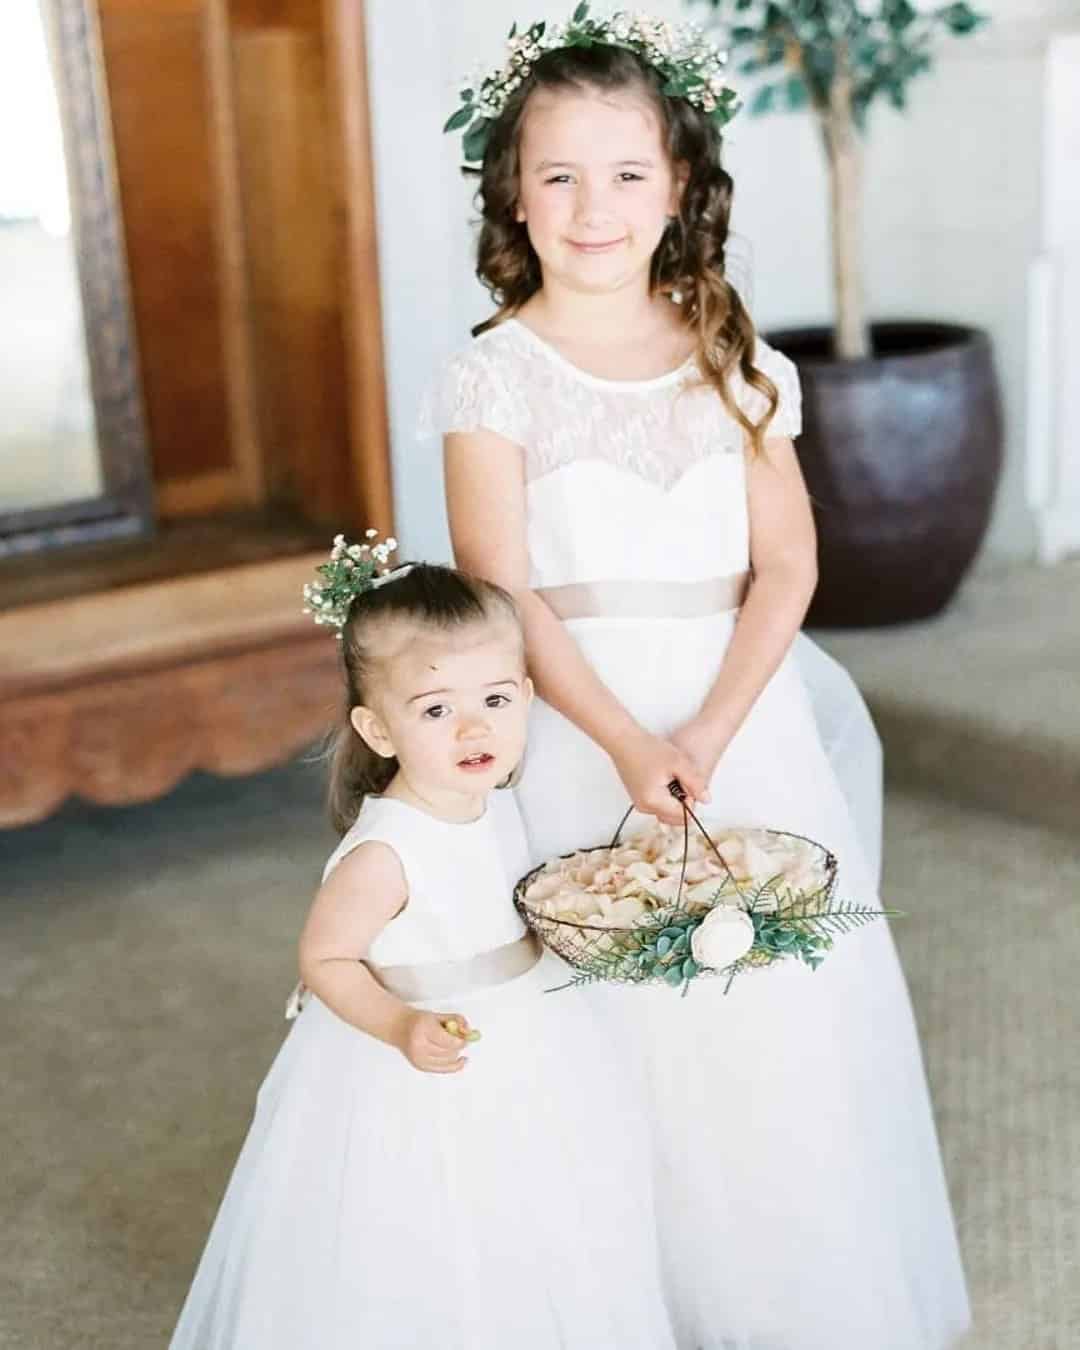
[768,322,1004,627]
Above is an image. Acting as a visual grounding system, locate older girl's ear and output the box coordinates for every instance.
[350,705,395,759]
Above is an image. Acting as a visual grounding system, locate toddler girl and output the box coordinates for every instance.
[169,547,675,1349]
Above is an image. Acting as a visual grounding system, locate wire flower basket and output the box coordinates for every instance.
[515,782,896,995]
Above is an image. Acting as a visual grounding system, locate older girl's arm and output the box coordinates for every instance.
[672,435,817,776]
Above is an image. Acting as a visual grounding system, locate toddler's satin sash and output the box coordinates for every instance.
[370,931,542,1002]
[284,931,542,1019]
[535,571,750,621]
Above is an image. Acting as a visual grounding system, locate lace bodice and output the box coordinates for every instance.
[426,318,802,591]
[427,318,801,490]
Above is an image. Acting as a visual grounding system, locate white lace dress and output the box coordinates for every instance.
[430,317,971,1350]
[169,793,676,1350]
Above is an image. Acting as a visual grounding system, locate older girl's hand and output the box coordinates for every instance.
[609,730,710,826]
[668,717,733,789]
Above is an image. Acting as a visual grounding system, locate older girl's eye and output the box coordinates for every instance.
[617,172,644,183]
[422,704,450,720]
[543,174,573,185]
[485,693,512,709]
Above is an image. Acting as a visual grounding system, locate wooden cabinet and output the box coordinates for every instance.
[98,0,390,530]
[0,0,389,825]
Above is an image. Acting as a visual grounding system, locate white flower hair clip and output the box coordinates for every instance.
[302,530,414,638]
[445,3,739,165]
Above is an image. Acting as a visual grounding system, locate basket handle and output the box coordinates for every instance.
[608,779,746,907]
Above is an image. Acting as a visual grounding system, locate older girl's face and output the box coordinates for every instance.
[515,87,683,298]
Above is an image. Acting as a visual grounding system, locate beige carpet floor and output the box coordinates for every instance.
[1,762,1077,1348]
[812,559,1080,834]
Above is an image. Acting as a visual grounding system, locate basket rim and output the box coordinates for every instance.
[514,824,839,933]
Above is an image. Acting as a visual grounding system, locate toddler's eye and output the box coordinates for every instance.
[544,174,572,185]
[422,704,450,720]
[617,172,644,182]
[485,693,512,708]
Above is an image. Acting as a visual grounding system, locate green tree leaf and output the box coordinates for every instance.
[785,72,809,111]
[941,3,985,34]
[572,1,589,22]
[749,83,778,116]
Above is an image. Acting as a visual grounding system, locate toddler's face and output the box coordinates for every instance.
[515,87,682,298]
[352,618,532,808]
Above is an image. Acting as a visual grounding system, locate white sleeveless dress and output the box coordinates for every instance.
[169,793,676,1350]
[431,318,970,1350]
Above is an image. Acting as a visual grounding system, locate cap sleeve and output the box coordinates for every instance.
[738,338,802,439]
[417,340,529,446]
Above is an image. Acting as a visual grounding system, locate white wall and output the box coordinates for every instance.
[365,0,1075,562]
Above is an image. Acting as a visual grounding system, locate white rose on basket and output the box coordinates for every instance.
[690,904,756,970]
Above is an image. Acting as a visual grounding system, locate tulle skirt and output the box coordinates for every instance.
[169,953,676,1349]
[516,614,970,1350]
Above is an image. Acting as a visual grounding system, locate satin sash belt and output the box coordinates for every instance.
[536,571,750,621]
[284,932,543,1020]
[369,931,542,1002]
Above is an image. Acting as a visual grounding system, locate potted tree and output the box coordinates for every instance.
[701,0,1001,625]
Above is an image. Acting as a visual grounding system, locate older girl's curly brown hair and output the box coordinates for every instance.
[470,44,779,455]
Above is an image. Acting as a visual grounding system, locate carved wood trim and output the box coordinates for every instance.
[0,639,338,826]
[0,552,340,826]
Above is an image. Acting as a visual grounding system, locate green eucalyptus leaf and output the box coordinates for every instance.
[462,117,493,163]
[572,0,589,21]
[664,965,686,988]
[682,957,700,980]
[656,935,673,957]
[443,105,473,133]
[508,21,516,39]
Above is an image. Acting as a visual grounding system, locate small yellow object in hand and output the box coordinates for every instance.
[442,1018,482,1043]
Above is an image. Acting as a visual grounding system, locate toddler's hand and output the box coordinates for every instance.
[395,1010,475,1074]
[611,731,710,826]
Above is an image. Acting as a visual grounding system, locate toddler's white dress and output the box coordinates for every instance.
[430,318,970,1350]
[169,792,676,1349]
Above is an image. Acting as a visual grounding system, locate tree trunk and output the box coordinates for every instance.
[820,54,870,361]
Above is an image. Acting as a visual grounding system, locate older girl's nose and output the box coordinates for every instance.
[574,178,609,225]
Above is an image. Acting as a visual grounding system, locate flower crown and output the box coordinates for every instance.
[302,531,413,637]
[444,3,739,165]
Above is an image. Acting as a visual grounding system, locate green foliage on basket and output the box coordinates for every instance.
[543,884,900,997]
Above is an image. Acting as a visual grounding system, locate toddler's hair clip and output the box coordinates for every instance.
[302,531,412,637]
[444,4,739,165]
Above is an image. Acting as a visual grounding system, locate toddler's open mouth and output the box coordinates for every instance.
[457,752,495,772]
